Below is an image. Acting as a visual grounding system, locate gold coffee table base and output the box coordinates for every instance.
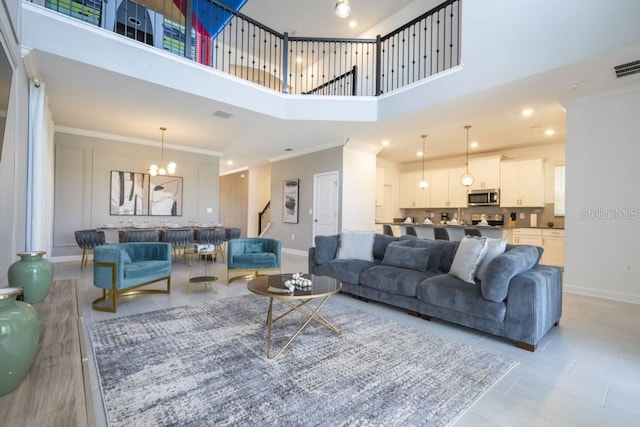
[247,274,342,360]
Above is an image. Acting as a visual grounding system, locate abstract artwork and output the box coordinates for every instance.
[110,171,149,215]
[283,179,299,223]
[149,175,183,216]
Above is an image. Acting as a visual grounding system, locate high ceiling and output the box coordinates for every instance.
[21,0,640,174]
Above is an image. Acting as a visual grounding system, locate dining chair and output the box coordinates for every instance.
[74,229,106,270]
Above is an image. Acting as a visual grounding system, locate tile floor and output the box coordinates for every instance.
[53,252,640,426]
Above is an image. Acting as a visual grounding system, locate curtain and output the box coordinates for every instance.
[27,80,55,254]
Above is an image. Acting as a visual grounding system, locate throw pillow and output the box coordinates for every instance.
[475,238,508,282]
[336,230,375,262]
[245,242,264,253]
[449,236,488,284]
[381,245,430,272]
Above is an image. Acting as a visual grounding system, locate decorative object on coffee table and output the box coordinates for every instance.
[7,251,54,303]
[0,288,39,397]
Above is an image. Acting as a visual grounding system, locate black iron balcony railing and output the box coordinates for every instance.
[38,0,460,96]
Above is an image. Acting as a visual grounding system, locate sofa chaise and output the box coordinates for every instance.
[308,233,563,351]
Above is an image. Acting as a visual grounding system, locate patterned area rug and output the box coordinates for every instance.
[88,295,517,426]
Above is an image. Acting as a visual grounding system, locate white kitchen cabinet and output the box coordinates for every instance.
[399,170,430,208]
[376,167,384,206]
[429,167,468,208]
[512,228,542,246]
[541,228,565,267]
[500,158,545,207]
[468,156,502,190]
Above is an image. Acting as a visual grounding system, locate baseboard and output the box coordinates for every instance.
[50,255,82,264]
[281,248,308,257]
[564,284,640,305]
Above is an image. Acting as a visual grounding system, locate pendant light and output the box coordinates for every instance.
[460,125,474,187]
[418,134,428,189]
[149,127,176,177]
[335,0,351,18]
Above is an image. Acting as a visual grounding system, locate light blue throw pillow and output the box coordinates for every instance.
[336,230,375,262]
[245,242,264,253]
[449,236,488,284]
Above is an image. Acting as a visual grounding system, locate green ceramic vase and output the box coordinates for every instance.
[0,287,39,397]
[7,251,54,304]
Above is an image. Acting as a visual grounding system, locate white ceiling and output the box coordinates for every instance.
[22,0,640,174]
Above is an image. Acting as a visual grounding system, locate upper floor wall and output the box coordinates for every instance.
[21,0,640,125]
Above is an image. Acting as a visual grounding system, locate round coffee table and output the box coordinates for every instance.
[247,274,342,359]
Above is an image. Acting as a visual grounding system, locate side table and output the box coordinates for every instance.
[185,247,218,293]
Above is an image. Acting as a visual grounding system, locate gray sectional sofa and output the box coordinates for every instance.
[308,233,563,351]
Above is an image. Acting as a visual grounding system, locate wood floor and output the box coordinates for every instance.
[0,279,93,426]
[4,253,640,426]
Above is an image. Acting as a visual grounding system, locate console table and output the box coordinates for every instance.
[0,279,94,426]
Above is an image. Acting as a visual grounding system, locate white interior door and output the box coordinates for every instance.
[313,171,339,242]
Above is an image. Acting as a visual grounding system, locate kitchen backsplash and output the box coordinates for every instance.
[403,203,565,228]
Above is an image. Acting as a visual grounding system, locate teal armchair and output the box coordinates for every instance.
[93,242,172,312]
[227,238,281,283]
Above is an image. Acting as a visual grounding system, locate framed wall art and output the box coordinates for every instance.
[110,170,183,216]
[149,175,183,216]
[283,178,299,223]
[110,171,149,215]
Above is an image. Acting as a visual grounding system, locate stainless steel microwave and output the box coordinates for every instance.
[467,189,499,206]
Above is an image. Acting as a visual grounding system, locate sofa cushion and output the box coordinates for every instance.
[360,265,435,297]
[476,238,507,281]
[233,252,278,268]
[245,242,264,253]
[480,245,541,303]
[124,260,171,280]
[314,259,375,285]
[417,274,506,322]
[314,234,340,265]
[373,234,398,260]
[381,245,430,272]
[121,250,132,264]
[337,230,375,262]
[449,236,488,283]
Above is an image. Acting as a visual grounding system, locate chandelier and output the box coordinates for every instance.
[335,0,351,18]
[149,127,176,176]
[418,134,428,189]
[460,125,474,187]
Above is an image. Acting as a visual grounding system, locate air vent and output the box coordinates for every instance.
[614,60,640,78]
[213,110,233,119]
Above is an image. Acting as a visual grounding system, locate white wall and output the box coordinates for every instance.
[52,131,220,258]
[342,142,378,230]
[565,85,640,303]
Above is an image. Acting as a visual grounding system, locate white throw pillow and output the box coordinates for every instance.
[475,238,508,282]
[336,230,375,262]
[449,236,488,284]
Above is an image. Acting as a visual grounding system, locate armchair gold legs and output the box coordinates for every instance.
[92,261,171,313]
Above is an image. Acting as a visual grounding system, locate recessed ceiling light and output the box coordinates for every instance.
[522,108,534,117]
[470,141,479,148]
[417,151,423,157]
[284,148,293,151]
[382,140,390,147]
[296,57,303,64]
[349,20,357,28]
[227,160,233,165]
[545,129,555,136]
